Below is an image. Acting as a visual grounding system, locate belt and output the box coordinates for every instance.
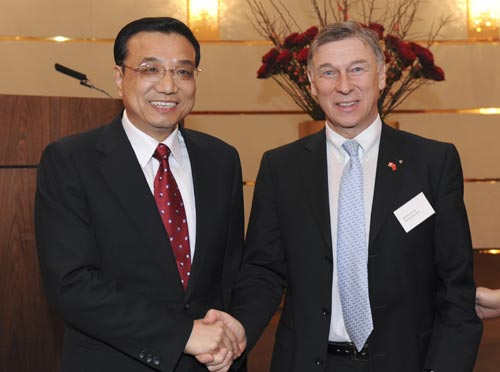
[327,341,369,361]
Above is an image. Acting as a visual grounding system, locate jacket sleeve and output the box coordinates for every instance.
[221,148,245,309]
[423,144,482,372]
[229,152,286,350]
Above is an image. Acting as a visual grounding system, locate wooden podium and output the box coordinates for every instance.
[0,94,123,372]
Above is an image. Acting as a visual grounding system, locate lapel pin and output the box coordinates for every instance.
[387,160,403,171]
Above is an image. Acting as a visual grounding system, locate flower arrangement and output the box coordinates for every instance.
[249,0,449,121]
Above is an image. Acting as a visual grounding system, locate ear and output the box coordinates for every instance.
[307,70,317,97]
[113,65,124,98]
[378,63,386,91]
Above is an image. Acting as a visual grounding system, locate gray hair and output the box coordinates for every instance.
[307,21,385,71]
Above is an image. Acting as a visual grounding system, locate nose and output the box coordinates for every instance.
[154,70,178,94]
[336,73,353,95]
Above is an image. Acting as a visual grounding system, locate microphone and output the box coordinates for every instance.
[54,63,88,81]
[54,63,113,98]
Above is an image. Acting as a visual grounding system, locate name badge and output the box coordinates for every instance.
[393,192,435,233]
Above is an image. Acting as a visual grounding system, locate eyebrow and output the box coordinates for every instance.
[350,59,371,67]
[139,57,161,64]
[176,60,196,66]
[318,59,371,70]
[139,57,195,66]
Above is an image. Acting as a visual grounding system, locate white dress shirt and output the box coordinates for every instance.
[326,117,382,342]
[121,110,197,261]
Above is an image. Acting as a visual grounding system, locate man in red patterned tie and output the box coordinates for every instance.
[35,17,246,372]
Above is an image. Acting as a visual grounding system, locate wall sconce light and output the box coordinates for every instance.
[187,0,220,40]
[467,0,500,40]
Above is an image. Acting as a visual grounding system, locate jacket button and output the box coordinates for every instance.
[153,356,160,365]
[146,355,152,363]
[322,308,330,316]
[139,351,145,359]
[315,357,324,365]
[184,301,192,310]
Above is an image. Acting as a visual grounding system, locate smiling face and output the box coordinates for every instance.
[308,37,386,139]
[114,31,197,141]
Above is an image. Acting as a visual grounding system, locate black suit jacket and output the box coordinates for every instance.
[35,117,244,372]
[230,124,482,372]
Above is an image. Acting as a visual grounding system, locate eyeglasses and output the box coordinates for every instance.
[122,62,201,82]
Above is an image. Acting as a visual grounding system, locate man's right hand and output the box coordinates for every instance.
[203,309,247,355]
[184,318,239,358]
[187,310,247,372]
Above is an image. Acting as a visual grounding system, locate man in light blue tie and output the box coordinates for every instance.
[224,21,482,372]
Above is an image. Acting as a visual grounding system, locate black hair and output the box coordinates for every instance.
[114,17,201,67]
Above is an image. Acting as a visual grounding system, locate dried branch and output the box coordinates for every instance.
[311,0,327,27]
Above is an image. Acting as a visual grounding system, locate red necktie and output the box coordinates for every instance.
[153,144,191,291]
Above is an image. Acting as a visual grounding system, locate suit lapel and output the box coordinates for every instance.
[368,124,406,252]
[96,119,184,294]
[300,130,333,251]
[179,128,211,297]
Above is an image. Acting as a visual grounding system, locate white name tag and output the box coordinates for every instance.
[393,192,435,233]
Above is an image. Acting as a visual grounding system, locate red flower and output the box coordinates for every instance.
[283,30,314,49]
[396,42,417,66]
[430,65,445,81]
[276,50,293,67]
[293,33,309,48]
[387,67,402,82]
[257,63,273,79]
[384,50,393,63]
[385,35,401,50]
[262,47,280,64]
[368,22,385,40]
[303,26,319,41]
[284,32,300,48]
[296,47,309,63]
[411,43,435,68]
[296,76,307,84]
[419,50,434,68]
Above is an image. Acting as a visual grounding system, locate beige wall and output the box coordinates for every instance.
[0,0,470,40]
[1,0,499,248]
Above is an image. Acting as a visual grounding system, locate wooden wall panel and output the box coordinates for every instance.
[0,94,123,372]
[0,169,63,372]
[0,94,123,165]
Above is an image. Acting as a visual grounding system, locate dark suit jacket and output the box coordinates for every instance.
[35,117,244,372]
[230,123,482,372]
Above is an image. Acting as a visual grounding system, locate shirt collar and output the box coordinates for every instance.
[326,116,382,161]
[121,109,183,168]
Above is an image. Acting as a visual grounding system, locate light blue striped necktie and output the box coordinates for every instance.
[337,139,373,352]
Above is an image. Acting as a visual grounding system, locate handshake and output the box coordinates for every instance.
[184,309,247,372]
